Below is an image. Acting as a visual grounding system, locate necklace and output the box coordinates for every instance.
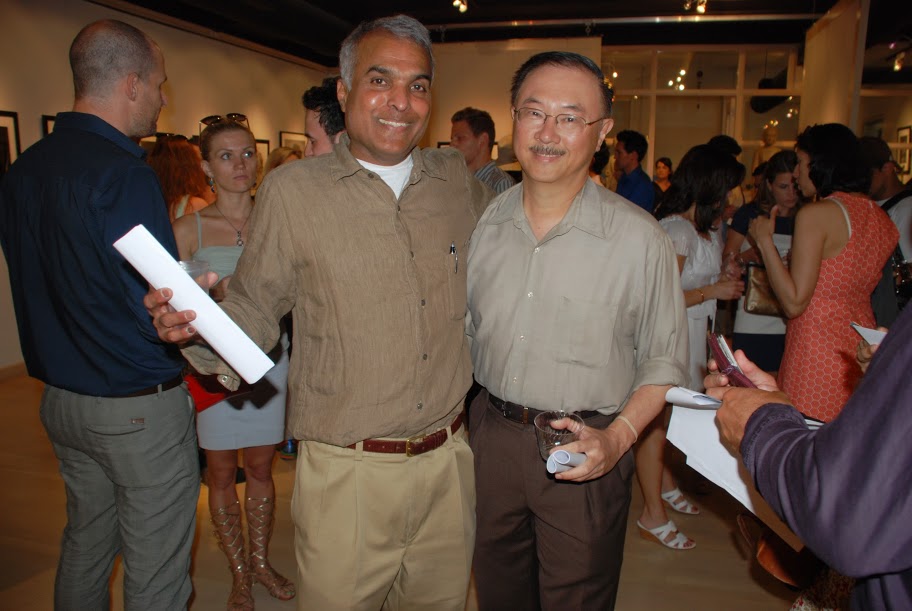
[213,204,250,246]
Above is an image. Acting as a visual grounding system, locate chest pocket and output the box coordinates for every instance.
[554,298,618,368]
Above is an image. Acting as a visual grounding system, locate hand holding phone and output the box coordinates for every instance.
[707,332,757,388]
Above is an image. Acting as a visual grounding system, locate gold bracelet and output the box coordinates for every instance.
[616,415,638,443]
[697,288,705,303]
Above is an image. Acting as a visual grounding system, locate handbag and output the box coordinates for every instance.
[744,262,784,317]
[184,368,256,412]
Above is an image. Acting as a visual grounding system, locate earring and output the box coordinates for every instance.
[208,176,215,193]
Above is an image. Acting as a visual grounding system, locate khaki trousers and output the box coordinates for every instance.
[291,426,475,611]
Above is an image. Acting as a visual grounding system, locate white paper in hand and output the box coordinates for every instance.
[850,322,887,346]
[113,224,274,384]
[665,386,722,410]
[546,450,586,474]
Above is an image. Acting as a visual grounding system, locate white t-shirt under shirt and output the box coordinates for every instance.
[358,156,414,200]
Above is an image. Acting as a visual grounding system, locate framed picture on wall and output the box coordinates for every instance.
[1,111,22,175]
[898,126,911,175]
[42,114,57,137]
[437,141,450,148]
[256,139,270,160]
[279,131,307,153]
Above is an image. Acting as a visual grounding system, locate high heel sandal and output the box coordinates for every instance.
[246,497,296,601]
[637,519,696,550]
[212,501,254,610]
[661,487,700,515]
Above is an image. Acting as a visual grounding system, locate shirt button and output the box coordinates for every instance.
[527,291,534,299]
[422,353,428,360]
[512,377,518,383]
[368,173,376,179]
[410,251,414,258]
[520,335,525,341]
[219,375,229,383]
[398,206,402,212]
[420,299,426,306]
[417,402,424,410]
[533,247,540,254]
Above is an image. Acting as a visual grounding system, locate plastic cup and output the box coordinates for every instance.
[178,260,210,294]
[533,411,584,461]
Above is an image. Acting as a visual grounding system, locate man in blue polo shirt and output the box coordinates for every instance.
[615,129,655,213]
[0,20,198,609]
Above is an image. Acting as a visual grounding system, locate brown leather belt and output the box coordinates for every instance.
[115,374,184,398]
[487,393,601,424]
[347,412,464,457]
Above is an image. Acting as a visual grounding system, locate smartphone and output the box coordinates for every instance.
[707,332,756,388]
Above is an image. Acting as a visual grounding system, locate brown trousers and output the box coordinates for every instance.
[470,390,634,611]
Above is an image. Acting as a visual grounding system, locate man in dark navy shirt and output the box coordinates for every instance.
[0,20,198,610]
[614,129,655,213]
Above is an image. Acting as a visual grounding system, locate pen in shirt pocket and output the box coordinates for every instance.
[450,242,458,274]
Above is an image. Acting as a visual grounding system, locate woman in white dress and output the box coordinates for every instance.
[634,144,745,549]
[172,116,294,610]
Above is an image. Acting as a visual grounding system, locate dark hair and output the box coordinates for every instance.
[451,107,496,152]
[656,144,746,233]
[795,123,870,197]
[200,121,255,161]
[69,20,158,100]
[707,134,742,156]
[617,130,647,163]
[302,76,345,137]
[754,150,798,214]
[590,141,611,175]
[511,51,613,117]
[752,162,768,178]
[655,157,673,174]
[339,15,434,88]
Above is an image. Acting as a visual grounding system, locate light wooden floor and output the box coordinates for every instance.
[0,374,795,610]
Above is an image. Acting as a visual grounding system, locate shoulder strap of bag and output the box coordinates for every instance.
[881,189,912,214]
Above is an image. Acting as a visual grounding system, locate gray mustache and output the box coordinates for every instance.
[529,146,565,156]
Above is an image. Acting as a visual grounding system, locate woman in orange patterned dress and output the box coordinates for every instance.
[749,123,898,423]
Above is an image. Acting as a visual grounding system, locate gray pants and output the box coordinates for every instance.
[40,383,200,611]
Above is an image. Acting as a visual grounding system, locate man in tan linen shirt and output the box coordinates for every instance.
[147,15,491,611]
[466,52,688,610]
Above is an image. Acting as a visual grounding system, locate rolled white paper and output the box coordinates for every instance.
[665,386,722,410]
[113,224,274,384]
[546,450,586,474]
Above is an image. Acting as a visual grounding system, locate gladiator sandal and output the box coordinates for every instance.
[246,496,296,601]
[211,501,254,610]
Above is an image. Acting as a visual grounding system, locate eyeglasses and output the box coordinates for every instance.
[512,107,607,134]
[198,113,249,138]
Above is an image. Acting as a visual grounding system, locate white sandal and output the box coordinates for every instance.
[637,519,695,550]
[661,487,700,515]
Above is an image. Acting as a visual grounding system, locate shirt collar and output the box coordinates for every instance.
[329,132,447,183]
[54,112,147,159]
[484,179,610,241]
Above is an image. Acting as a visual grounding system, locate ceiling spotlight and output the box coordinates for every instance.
[453,0,468,12]
[612,71,618,78]
[684,0,708,13]
[668,80,674,86]
[678,84,685,91]
[894,51,906,72]
[679,69,686,76]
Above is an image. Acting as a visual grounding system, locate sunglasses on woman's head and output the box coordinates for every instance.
[155,132,187,142]
[198,113,249,138]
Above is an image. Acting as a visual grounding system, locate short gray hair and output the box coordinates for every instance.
[339,15,434,89]
[70,20,158,100]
